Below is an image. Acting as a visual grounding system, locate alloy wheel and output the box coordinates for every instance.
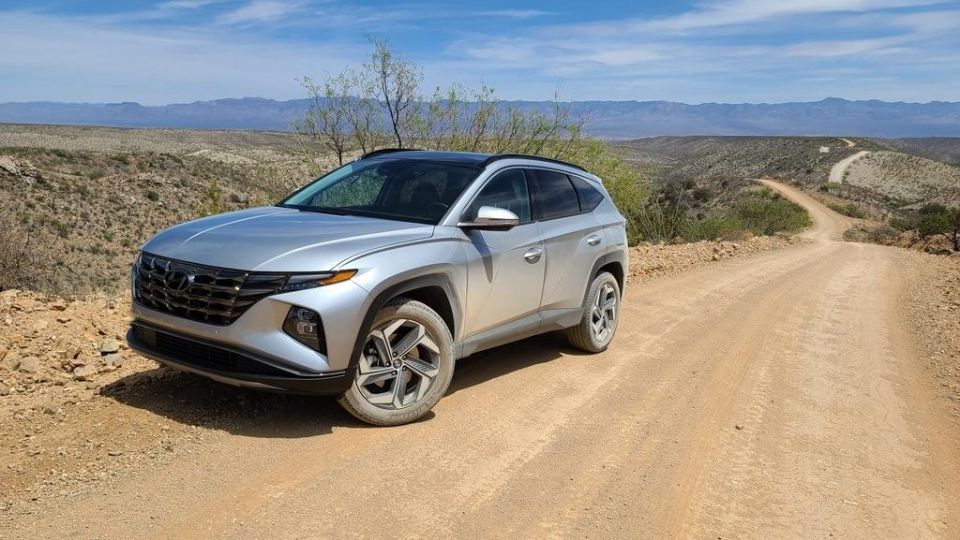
[591,283,617,342]
[356,319,441,410]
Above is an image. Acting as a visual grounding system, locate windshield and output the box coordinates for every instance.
[279,159,480,224]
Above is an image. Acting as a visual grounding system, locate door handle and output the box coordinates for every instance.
[523,247,544,264]
[587,234,602,246]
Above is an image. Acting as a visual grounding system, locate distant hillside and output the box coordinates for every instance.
[1,97,959,138]
[879,138,960,165]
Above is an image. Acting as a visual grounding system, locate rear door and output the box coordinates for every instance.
[527,169,605,312]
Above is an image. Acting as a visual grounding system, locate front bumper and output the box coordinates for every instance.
[130,279,372,373]
[128,321,353,395]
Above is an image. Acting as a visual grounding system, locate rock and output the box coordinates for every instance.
[72,365,97,381]
[17,356,41,374]
[0,382,11,396]
[99,339,120,355]
[32,320,49,334]
[2,351,19,371]
[56,316,71,324]
[735,424,744,431]
[0,156,19,175]
[102,352,122,367]
[0,346,7,362]
[50,302,67,311]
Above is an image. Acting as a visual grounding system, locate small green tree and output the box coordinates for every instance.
[916,204,960,251]
[367,37,420,148]
[295,39,648,242]
[294,75,351,166]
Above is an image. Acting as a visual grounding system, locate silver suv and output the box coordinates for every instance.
[128,150,628,425]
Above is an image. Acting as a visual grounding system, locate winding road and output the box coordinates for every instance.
[8,181,960,539]
[829,138,869,184]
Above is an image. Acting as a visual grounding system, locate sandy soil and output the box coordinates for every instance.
[1,181,959,538]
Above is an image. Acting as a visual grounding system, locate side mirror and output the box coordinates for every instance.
[458,206,520,231]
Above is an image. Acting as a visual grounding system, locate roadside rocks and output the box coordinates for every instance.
[0,290,140,397]
[99,339,121,355]
[17,356,41,374]
[72,365,97,381]
[629,235,802,281]
[102,353,122,368]
[0,155,19,175]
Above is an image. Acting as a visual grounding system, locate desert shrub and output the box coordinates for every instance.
[843,222,900,244]
[827,201,868,219]
[195,182,225,217]
[145,190,160,201]
[888,215,911,231]
[0,209,43,291]
[634,186,810,243]
[734,188,811,235]
[681,214,748,242]
[915,204,960,250]
[49,218,72,238]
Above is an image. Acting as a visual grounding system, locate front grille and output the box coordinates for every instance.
[132,324,294,377]
[133,253,287,326]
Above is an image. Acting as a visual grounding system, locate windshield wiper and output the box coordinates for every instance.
[282,204,351,216]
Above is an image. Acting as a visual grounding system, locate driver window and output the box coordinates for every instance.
[467,169,532,223]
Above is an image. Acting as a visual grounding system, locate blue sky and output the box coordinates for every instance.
[0,0,957,104]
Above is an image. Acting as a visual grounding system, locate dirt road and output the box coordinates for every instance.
[829,150,870,184]
[5,181,960,539]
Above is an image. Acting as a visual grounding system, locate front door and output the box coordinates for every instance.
[460,169,545,337]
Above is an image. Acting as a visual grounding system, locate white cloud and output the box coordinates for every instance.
[156,0,221,10]
[216,0,302,25]
[476,10,549,19]
[0,10,361,104]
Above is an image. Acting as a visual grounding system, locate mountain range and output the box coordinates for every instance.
[1,97,958,138]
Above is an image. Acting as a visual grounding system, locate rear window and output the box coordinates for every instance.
[528,169,580,220]
[570,175,604,211]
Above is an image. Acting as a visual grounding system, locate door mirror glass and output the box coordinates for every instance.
[459,206,520,231]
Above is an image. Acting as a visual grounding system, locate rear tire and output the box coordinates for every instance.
[338,297,455,426]
[565,272,621,353]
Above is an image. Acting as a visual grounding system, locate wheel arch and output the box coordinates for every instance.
[584,251,626,306]
[348,273,461,372]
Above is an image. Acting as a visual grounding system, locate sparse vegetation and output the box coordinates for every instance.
[0,208,43,291]
[827,201,869,219]
[295,39,649,242]
[913,204,960,251]
[634,186,811,243]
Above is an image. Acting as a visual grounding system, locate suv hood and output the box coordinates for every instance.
[141,207,435,272]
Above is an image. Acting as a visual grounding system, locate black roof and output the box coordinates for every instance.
[360,149,586,172]
[361,149,491,166]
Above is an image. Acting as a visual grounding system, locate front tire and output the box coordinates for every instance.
[338,298,455,426]
[565,272,621,353]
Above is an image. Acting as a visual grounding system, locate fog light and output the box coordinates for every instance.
[283,306,325,353]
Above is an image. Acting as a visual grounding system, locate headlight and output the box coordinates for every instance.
[278,270,357,292]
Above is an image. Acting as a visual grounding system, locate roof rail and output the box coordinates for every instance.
[360,148,422,159]
[479,153,587,172]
